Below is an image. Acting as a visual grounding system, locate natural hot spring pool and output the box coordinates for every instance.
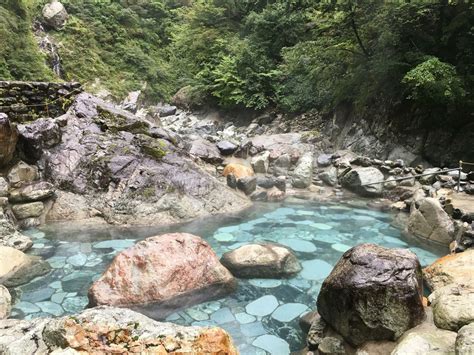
[11,199,445,354]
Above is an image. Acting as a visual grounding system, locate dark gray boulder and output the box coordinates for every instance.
[317,153,333,167]
[189,138,223,164]
[216,140,237,155]
[317,243,425,346]
[237,176,257,195]
[17,118,61,161]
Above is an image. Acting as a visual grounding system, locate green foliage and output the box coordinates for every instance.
[1,0,472,125]
[51,0,177,101]
[403,57,465,106]
[0,0,53,80]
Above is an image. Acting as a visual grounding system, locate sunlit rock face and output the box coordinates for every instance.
[42,93,250,225]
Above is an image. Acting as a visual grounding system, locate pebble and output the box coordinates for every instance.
[271,303,308,322]
[311,223,333,230]
[278,238,317,252]
[301,259,333,280]
[246,295,279,317]
[248,279,282,288]
[210,307,235,324]
[253,334,290,354]
[213,233,234,242]
[331,243,351,252]
[235,312,256,324]
[36,301,64,317]
[240,322,267,337]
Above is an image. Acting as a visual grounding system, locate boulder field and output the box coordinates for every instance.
[0,84,473,352]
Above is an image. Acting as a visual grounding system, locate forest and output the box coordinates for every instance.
[1,0,473,127]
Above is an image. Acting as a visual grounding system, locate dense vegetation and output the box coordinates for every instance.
[1,0,473,125]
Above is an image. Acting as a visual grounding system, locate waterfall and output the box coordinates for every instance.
[33,21,63,78]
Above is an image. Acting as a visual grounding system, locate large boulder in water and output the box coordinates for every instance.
[220,243,301,278]
[88,233,236,318]
[0,113,18,167]
[317,243,425,346]
[423,249,474,291]
[408,197,455,245]
[340,167,384,196]
[0,306,238,354]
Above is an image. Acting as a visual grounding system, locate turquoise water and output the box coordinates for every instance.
[12,200,445,354]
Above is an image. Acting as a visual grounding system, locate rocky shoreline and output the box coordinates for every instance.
[0,85,473,354]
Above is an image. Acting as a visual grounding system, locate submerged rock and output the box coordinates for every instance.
[220,243,301,278]
[88,233,236,318]
[0,306,238,354]
[408,198,455,245]
[423,250,474,291]
[340,167,384,196]
[317,243,425,346]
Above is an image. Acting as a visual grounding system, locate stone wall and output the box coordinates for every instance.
[0,81,82,122]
